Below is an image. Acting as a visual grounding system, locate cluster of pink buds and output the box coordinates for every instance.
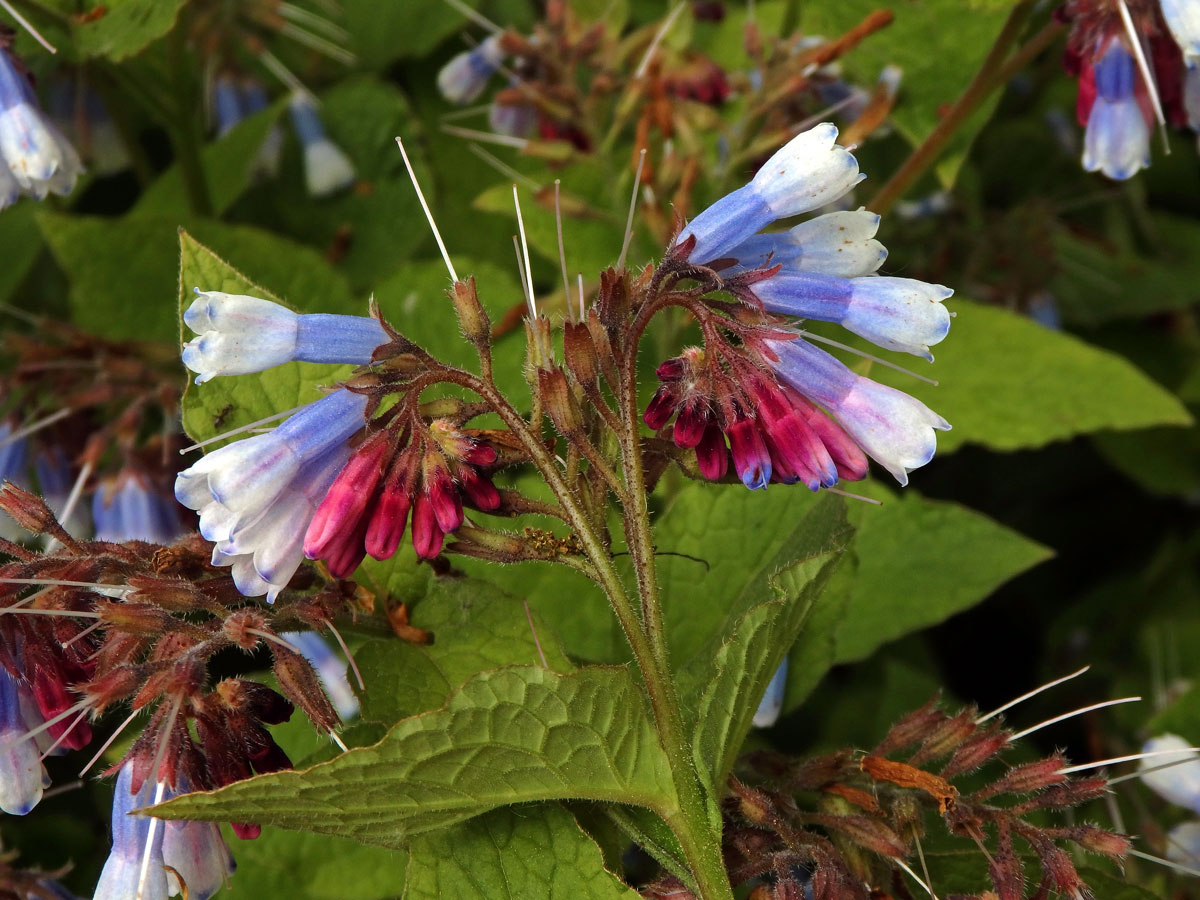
[645,348,867,491]
[304,419,500,571]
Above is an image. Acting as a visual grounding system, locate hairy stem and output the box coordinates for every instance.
[867,0,1038,215]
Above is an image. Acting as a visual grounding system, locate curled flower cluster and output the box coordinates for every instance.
[1064,0,1200,179]
[652,123,951,488]
[0,43,83,210]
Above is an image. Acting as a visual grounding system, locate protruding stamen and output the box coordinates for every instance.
[80,708,141,777]
[466,143,538,189]
[1108,754,1200,786]
[39,706,91,761]
[278,22,357,65]
[617,149,647,271]
[441,123,528,149]
[331,732,349,752]
[0,0,58,53]
[512,185,537,318]
[636,2,687,78]
[894,857,938,900]
[1116,0,1169,152]
[0,577,133,596]
[180,406,303,454]
[257,49,309,96]
[825,487,883,506]
[0,699,92,750]
[554,181,572,320]
[441,0,502,33]
[523,599,548,668]
[136,781,168,900]
[0,408,74,452]
[278,3,350,41]
[1128,848,1200,878]
[977,666,1090,723]
[1058,746,1200,775]
[44,458,93,553]
[324,622,365,691]
[796,330,940,386]
[395,136,459,282]
[577,274,585,321]
[0,607,102,619]
[1007,696,1140,742]
[513,236,533,314]
[61,619,103,649]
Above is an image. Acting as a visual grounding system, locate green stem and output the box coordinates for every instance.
[463,371,731,900]
[867,1,1038,215]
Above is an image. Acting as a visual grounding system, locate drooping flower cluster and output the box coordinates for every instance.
[1063,0,1200,179]
[649,123,951,489]
[0,39,84,211]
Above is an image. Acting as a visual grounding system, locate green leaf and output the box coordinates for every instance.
[689,495,852,787]
[175,231,358,447]
[71,0,187,60]
[833,484,1053,663]
[136,101,287,217]
[0,205,44,305]
[344,0,480,67]
[800,0,1012,188]
[153,666,678,849]
[353,572,575,727]
[222,827,408,900]
[853,300,1193,454]
[1148,681,1200,743]
[405,805,640,900]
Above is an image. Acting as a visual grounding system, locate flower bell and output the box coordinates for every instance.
[437,34,506,105]
[0,668,50,815]
[1079,38,1153,180]
[92,469,183,544]
[0,47,84,210]
[288,92,354,197]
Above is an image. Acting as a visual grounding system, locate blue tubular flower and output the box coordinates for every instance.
[0,48,83,206]
[1081,40,1151,181]
[282,631,359,720]
[751,271,953,360]
[182,290,389,383]
[92,470,182,544]
[0,668,50,815]
[288,93,354,197]
[729,208,887,278]
[176,389,368,600]
[1186,64,1200,130]
[437,33,505,105]
[94,765,169,900]
[768,336,950,486]
[210,445,350,602]
[160,776,235,900]
[752,659,787,728]
[212,74,244,138]
[676,123,863,264]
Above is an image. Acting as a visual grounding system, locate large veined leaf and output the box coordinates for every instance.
[688,495,852,789]
[405,805,640,900]
[152,666,678,849]
[852,300,1192,454]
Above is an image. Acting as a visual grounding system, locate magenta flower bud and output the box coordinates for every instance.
[424,456,463,534]
[727,417,772,490]
[365,451,419,561]
[459,466,500,511]
[673,401,710,449]
[694,423,729,481]
[459,441,497,467]
[411,493,445,559]
[643,386,679,430]
[303,432,392,562]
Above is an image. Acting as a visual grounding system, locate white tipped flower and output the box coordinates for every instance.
[749,122,863,218]
[0,670,49,816]
[1140,734,1200,810]
[288,93,354,197]
[1081,41,1151,181]
[1167,821,1200,867]
[676,123,862,264]
[752,660,788,728]
[437,34,505,105]
[731,208,887,277]
[183,289,388,383]
[770,337,950,486]
[1162,0,1200,65]
[0,49,84,204]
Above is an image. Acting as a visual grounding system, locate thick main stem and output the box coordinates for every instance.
[867,1,1036,215]
[465,371,731,900]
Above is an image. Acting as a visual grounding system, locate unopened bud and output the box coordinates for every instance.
[978,756,1066,800]
[450,277,491,347]
[563,321,599,387]
[538,367,582,436]
[910,709,975,764]
[584,309,619,387]
[98,601,174,634]
[84,665,144,712]
[1071,825,1130,858]
[0,483,76,548]
[941,726,1009,779]
[273,641,340,733]
[809,812,907,858]
[126,575,209,612]
[874,697,943,755]
[596,267,630,329]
